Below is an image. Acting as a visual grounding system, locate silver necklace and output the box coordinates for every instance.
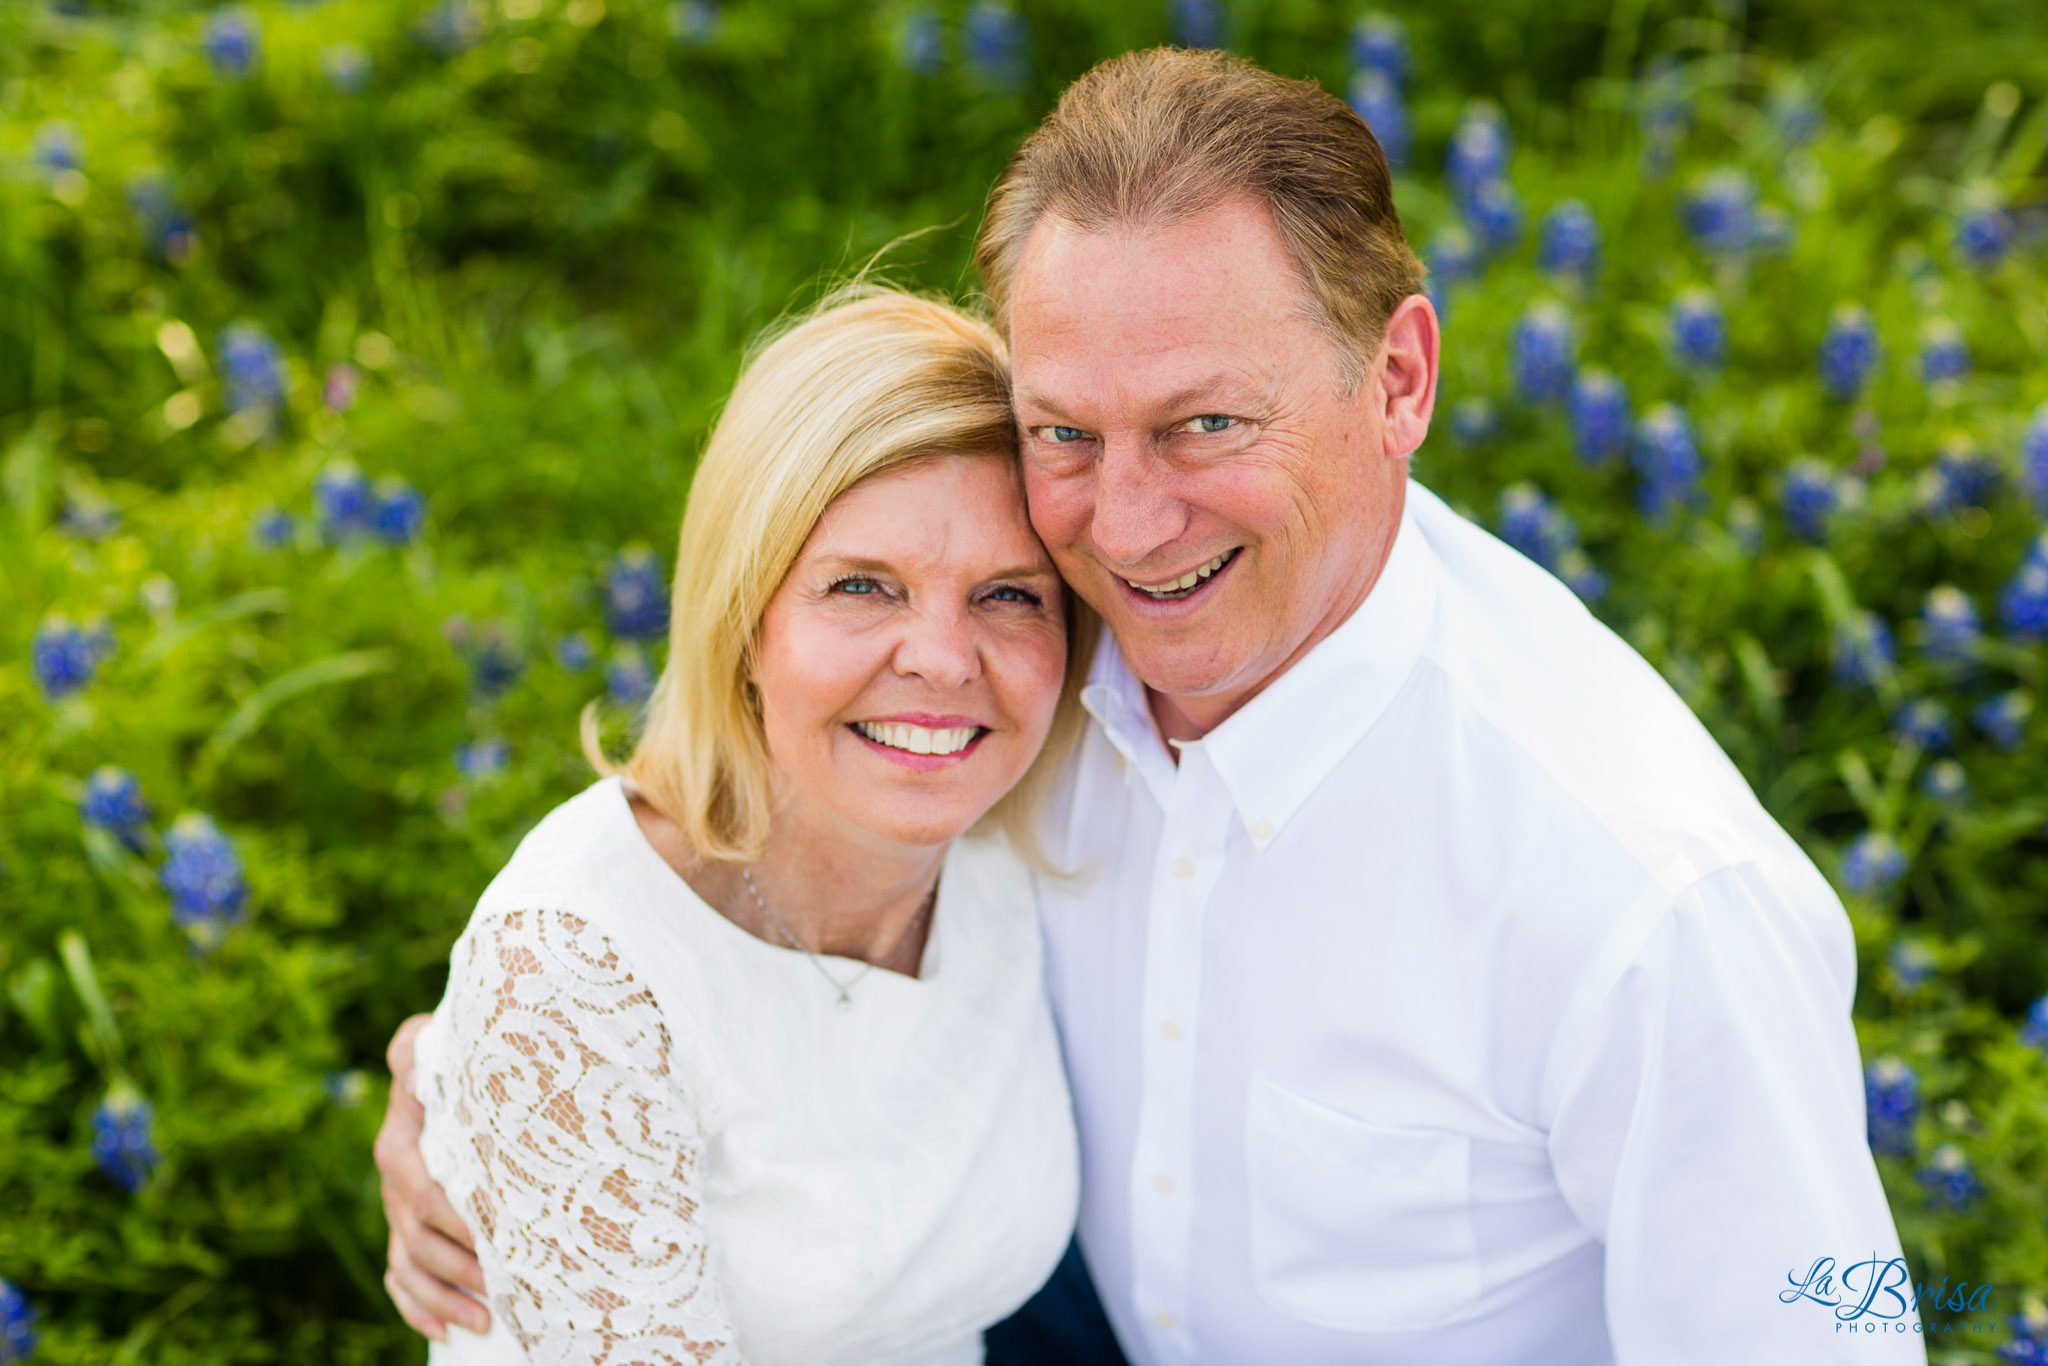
[741,866,935,1010]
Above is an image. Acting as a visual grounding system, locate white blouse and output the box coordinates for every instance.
[413,775,1079,1366]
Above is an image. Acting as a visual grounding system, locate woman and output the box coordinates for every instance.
[402,286,1097,1363]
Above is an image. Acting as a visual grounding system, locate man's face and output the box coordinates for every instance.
[1008,196,1423,734]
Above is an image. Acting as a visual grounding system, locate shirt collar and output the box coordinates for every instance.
[1079,482,1439,849]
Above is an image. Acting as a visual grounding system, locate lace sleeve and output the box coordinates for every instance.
[423,907,747,1366]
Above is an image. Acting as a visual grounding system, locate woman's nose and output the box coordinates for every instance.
[893,608,982,690]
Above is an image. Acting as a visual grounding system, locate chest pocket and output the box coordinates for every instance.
[1245,1074,1482,1334]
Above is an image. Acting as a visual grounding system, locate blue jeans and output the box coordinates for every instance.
[984,1237,1131,1366]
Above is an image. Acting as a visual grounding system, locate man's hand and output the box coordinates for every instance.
[375,1013,490,1340]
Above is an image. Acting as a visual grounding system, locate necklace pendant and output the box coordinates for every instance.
[835,990,853,1011]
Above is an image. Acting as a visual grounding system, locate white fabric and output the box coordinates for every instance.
[1038,477,1924,1366]
[414,775,1079,1366]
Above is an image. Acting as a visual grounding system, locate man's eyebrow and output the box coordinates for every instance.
[1013,373,1267,423]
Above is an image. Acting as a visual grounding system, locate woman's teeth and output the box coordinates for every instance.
[1124,549,1236,600]
[855,721,981,756]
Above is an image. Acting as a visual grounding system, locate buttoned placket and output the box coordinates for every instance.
[1124,737,1236,1360]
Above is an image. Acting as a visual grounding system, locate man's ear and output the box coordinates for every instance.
[1376,293,1440,462]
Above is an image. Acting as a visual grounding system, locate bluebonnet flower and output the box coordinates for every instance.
[1538,200,1600,281]
[1555,548,1607,604]
[963,1,1030,90]
[1568,370,1630,466]
[81,766,152,851]
[371,478,426,546]
[1509,303,1574,406]
[1629,403,1703,518]
[1889,940,1937,991]
[2023,403,2048,514]
[1349,14,1407,88]
[160,812,248,945]
[1447,396,1500,448]
[1425,228,1479,314]
[1779,459,1839,543]
[469,630,523,699]
[1918,1143,1983,1211]
[2020,995,2048,1056]
[1972,690,2033,751]
[1750,205,1796,258]
[324,1070,371,1108]
[898,9,945,75]
[1892,698,1953,751]
[32,613,115,701]
[253,506,296,548]
[1347,70,1407,169]
[1669,288,1727,370]
[1636,58,1688,180]
[315,462,375,541]
[606,547,670,638]
[91,1085,159,1192]
[1922,439,1999,516]
[1920,586,1980,661]
[1682,168,1755,255]
[0,1277,36,1363]
[1999,560,2048,641]
[556,631,597,672]
[1955,205,2014,270]
[1497,484,1575,570]
[1999,1332,2048,1366]
[454,737,509,780]
[218,322,285,415]
[668,0,718,44]
[1830,610,1896,688]
[60,492,121,540]
[1841,831,1907,896]
[1919,319,1971,384]
[1168,0,1225,50]
[414,0,484,57]
[1921,758,1968,805]
[1864,1056,1919,1156]
[1446,103,1511,204]
[203,9,260,78]
[1769,87,1822,146]
[321,43,372,92]
[606,646,656,706]
[1818,305,1880,401]
[127,175,197,264]
[1461,178,1523,257]
[33,120,80,174]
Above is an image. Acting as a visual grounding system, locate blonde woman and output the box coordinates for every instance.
[392,288,1096,1364]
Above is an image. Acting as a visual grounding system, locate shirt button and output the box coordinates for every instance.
[1153,1310,1175,1330]
[1160,1019,1182,1042]
[1169,857,1195,880]
[1153,1171,1175,1194]
[1250,818,1274,841]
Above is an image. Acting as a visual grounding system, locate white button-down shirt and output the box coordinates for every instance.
[1037,478,1923,1366]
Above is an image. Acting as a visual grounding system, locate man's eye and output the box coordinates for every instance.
[1183,415,1235,434]
[1036,425,1090,444]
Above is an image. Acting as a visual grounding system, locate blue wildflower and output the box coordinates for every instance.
[203,9,260,78]
[1629,403,1703,518]
[160,812,248,945]
[1920,586,1980,661]
[60,492,121,540]
[2000,560,2048,641]
[556,631,597,672]
[315,462,375,542]
[372,478,426,546]
[1770,87,1822,146]
[0,1277,36,1363]
[91,1085,159,1193]
[1682,168,1755,255]
[33,121,80,174]
[469,630,523,699]
[1892,698,1953,752]
[321,43,372,92]
[1864,1056,1919,1157]
[218,322,285,415]
[1920,319,1971,384]
[1818,305,1880,402]
[1955,206,2014,270]
[1462,178,1523,257]
[1509,303,1574,406]
[668,0,717,44]
[1347,70,1407,169]
[2023,404,2048,514]
[81,766,152,851]
[963,1,1030,89]
[127,175,197,264]
[1972,690,2033,751]
[1555,548,1608,604]
[2021,996,2048,1056]
[32,614,115,701]
[1447,396,1500,448]
[1918,1143,1983,1212]
[606,547,670,639]
[1569,370,1630,466]
[1669,288,1727,370]
[1923,439,1999,516]
[414,1,485,57]
[606,646,656,706]
[253,507,296,548]
[1841,831,1907,897]
[1425,228,1479,314]
[1169,0,1226,50]
[1637,59,1688,179]
[1921,758,1968,805]
[455,737,509,780]
[1889,940,1937,991]
[1446,103,1511,203]
[898,9,945,74]
[1349,14,1407,88]
[1999,1333,2048,1366]
[1538,200,1600,281]
[1779,459,1839,543]
[1830,610,1896,688]
[1497,483,1575,570]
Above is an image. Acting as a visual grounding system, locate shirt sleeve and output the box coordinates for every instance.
[1542,860,1928,1366]
[419,906,749,1366]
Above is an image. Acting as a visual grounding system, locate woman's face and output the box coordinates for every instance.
[753,454,1069,853]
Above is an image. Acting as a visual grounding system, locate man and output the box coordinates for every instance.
[379,48,1921,1365]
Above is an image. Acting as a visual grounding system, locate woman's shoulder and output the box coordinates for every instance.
[470,775,646,921]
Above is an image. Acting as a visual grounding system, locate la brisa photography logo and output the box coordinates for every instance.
[1782,1253,2003,1340]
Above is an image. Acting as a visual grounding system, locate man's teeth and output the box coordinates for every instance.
[1125,550,1233,598]
[855,722,980,756]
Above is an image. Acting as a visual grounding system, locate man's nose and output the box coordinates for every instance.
[1089,437,1187,569]
[893,606,982,691]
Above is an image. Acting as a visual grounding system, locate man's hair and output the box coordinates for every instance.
[973,46,1424,390]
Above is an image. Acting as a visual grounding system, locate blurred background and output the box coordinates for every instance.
[4,0,2048,1360]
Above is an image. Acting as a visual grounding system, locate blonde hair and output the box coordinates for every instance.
[974,47,1424,390]
[583,284,1097,869]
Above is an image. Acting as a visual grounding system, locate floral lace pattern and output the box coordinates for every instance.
[423,907,747,1365]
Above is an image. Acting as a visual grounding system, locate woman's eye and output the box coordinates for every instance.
[830,576,884,597]
[983,585,1043,606]
[1183,414,1235,434]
